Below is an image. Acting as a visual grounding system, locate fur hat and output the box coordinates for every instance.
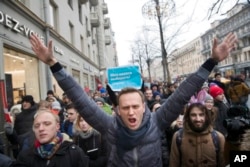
[10,104,22,116]
[47,90,54,95]
[21,95,35,106]
[209,86,224,98]
[151,83,158,89]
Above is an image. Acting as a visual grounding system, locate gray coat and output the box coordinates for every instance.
[51,58,216,166]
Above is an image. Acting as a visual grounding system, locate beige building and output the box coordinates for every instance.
[169,37,203,81]
[201,3,250,79]
[0,0,117,107]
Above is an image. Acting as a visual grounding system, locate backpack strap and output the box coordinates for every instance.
[211,130,220,167]
[176,128,183,167]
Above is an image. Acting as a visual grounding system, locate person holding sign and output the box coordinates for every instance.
[29,32,237,166]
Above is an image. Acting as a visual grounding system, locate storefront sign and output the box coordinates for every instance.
[0,10,44,40]
[235,63,250,69]
[70,58,80,65]
[54,46,64,55]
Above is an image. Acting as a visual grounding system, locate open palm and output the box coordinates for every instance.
[212,32,237,62]
[30,35,56,66]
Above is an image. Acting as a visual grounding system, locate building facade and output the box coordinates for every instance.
[201,3,250,78]
[165,3,250,83]
[169,37,203,82]
[0,0,117,108]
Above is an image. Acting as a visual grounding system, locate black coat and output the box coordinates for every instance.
[74,130,107,167]
[14,104,38,136]
[214,100,230,137]
[13,141,89,167]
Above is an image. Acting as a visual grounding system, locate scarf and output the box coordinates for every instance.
[34,132,63,159]
[78,128,95,139]
[116,110,151,158]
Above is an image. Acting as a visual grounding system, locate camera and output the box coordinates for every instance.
[223,117,250,132]
[223,105,250,141]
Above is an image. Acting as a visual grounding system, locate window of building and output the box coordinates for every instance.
[80,35,84,53]
[85,17,89,37]
[90,75,95,91]
[49,1,58,30]
[68,0,73,9]
[93,50,96,63]
[4,48,40,106]
[78,2,83,24]
[88,44,90,59]
[83,73,89,88]
[69,21,74,45]
[72,69,80,84]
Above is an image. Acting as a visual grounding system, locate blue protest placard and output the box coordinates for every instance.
[107,65,142,91]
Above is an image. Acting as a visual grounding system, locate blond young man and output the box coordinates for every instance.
[13,110,88,167]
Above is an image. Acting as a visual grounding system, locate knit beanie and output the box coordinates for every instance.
[95,97,105,104]
[100,88,107,94]
[51,101,61,110]
[204,93,213,102]
[209,86,224,98]
[202,82,209,89]
[153,91,161,98]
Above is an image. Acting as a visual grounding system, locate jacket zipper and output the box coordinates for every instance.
[46,159,50,166]
[133,147,138,167]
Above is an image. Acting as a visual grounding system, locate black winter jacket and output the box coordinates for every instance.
[74,130,107,167]
[13,141,89,167]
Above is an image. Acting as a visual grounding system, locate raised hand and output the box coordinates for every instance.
[29,35,57,66]
[211,32,238,62]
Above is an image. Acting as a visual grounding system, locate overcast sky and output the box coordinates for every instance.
[106,0,242,66]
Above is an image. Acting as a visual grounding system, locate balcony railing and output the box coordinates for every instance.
[79,0,88,4]
[103,18,110,29]
[102,3,108,14]
[90,0,98,6]
[105,35,111,45]
[90,12,100,27]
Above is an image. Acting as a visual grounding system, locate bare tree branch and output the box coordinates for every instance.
[207,0,242,19]
[208,0,221,20]
[221,0,240,16]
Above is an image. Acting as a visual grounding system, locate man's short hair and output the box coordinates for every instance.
[65,103,75,110]
[214,73,221,78]
[117,87,145,105]
[34,109,60,123]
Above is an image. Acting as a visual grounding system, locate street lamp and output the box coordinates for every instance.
[142,0,175,82]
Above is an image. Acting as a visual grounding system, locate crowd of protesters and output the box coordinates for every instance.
[1,32,249,167]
